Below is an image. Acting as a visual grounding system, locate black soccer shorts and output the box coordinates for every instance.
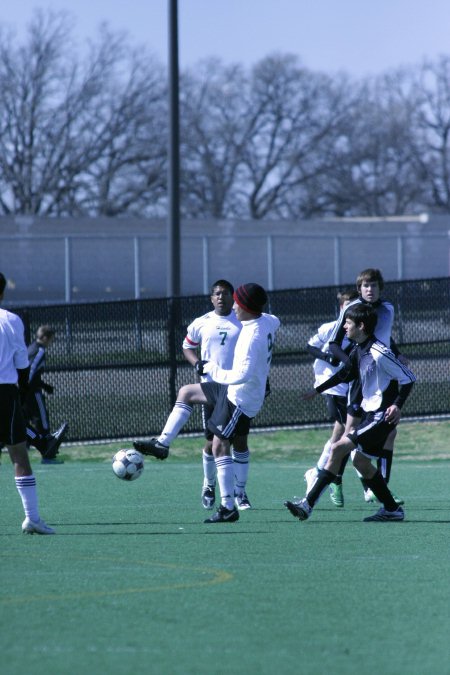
[325,394,347,425]
[348,410,395,458]
[200,381,252,440]
[0,384,27,445]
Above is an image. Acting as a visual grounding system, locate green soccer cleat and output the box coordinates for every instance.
[329,482,344,507]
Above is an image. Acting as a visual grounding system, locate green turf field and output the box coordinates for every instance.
[1,423,449,675]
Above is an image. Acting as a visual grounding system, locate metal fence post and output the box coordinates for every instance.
[333,236,341,286]
[202,236,209,294]
[64,236,71,303]
[397,236,404,280]
[167,297,180,407]
[134,236,141,299]
[267,235,274,290]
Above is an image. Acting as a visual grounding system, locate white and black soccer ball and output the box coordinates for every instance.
[112,449,144,481]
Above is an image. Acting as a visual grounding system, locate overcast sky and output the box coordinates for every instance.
[4,0,450,76]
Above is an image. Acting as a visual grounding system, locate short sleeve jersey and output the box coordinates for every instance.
[330,297,395,348]
[0,308,29,384]
[308,320,349,396]
[183,310,242,382]
[204,313,281,418]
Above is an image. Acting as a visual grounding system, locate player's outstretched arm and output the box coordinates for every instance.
[301,389,318,401]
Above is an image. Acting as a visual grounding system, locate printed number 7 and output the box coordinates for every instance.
[219,331,227,346]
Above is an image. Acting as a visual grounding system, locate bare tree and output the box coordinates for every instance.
[70,27,168,217]
[408,56,450,213]
[239,54,351,219]
[0,11,167,217]
[179,59,255,218]
[318,73,425,216]
[0,11,74,214]
[2,12,447,222]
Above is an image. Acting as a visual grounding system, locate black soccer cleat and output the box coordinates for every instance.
[43,422,68,459]
[133,438,169,460]
[363,506,405,522]
[52,421,69,442]
[204,505,239,523]
[284,498,312,521]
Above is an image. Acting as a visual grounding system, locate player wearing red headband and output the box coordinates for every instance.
[134,283,280,523]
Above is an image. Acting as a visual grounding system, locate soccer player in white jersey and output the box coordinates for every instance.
[285,303,416,522]
[327,268,405,504]
[304,288,359,507]
[182,279,253,511]
[134,283,280,523]
[0,272,54,534]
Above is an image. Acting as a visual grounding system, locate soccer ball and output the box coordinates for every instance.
[112,449,144,481]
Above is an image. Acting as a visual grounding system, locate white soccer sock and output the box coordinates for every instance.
[158,401,193,446]
[350,449,364,479]
[15,475,40,522]
[232,448,250,495]
[317,440,332,470]
[202,450,216,487]
[215,455,235,510]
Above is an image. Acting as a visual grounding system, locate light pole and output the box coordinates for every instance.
[167,0,180,297]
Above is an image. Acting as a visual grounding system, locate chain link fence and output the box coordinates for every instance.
[14,276,450,443]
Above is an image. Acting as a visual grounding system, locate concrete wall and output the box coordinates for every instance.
[0,213,448,304]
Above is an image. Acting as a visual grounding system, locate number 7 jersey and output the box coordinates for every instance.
[183,310,242,381]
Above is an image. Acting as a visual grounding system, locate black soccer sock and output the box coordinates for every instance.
[359,476,369,491]
[335,454,350,484]
[377,450,393,483]
[307,469,336,507]
[26,427,45,455]
[364,470,398,511]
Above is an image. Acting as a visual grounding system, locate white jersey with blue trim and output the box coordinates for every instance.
[308,320,348,396]
[316,336,416,413]
[329,297,395,347]
[359,339,416,412]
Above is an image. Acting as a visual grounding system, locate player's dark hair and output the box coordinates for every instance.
[36,325,55,340]
[210,279,234,295]
[337,288,359,306]
[0,272,6,295]
[345,303,377,336]
[356,268,385,292]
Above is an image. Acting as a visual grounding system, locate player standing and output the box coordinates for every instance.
[24,325,68,464]
[304,288,359,507]
[134,283,280,523]
[182,280,254,510]
[0,272,55,534]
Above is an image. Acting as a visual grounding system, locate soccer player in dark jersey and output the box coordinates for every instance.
[285,303,416,522]
[326,268,405,504]
[24,325,68,464]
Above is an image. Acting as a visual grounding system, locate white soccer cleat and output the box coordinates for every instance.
[22,517,55,535]
[235,491,252,510]
[364,488,378,503]
[304,467,318,493]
